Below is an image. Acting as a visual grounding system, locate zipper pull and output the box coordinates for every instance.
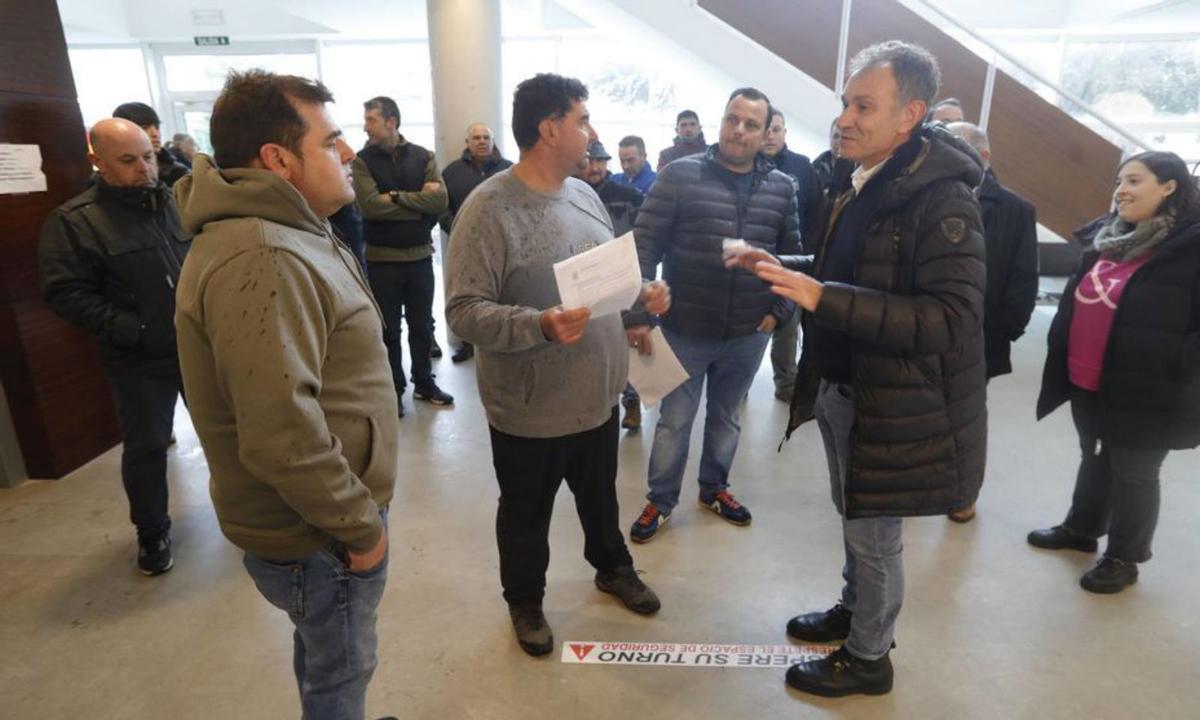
[166,274,174,289]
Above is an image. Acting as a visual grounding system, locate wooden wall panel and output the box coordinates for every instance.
[0,0,121,480]
[696,0,1119,240]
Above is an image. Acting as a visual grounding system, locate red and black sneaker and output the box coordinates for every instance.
[629,503,670,543]
[699,490,752,526]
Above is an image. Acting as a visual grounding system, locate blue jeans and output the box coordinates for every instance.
[645,327,769,513]
[243,517,389,720]
[815,380,903,661]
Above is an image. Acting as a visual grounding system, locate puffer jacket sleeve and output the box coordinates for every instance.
[814,180,986,354]
[626,164,681,327]
[770,186,803,323]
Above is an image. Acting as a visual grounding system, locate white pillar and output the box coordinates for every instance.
[426,0,504,170]
[426,0,504,351]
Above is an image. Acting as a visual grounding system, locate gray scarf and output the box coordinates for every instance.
[1094,214,1173,262]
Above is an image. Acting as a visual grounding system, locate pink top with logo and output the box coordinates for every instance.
[1067,253,1153,391]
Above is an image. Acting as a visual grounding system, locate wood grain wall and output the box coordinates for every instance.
[0,0,121,481]
[698,0,1118,240]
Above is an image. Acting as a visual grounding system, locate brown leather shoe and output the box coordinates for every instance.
[948,504,976,523]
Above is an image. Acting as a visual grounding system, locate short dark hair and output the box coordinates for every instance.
[847,41,941,108]
[1120,151,1200,222]
[767,108,786,127]
[113,101,160,128]
[726,87,773,126]
[676,110,699,125]
[210,69,335,169]
[511,73,589,151]
[364,96,401,126]
[618,135,646,154]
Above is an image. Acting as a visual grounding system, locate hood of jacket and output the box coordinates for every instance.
[879,124,984,214]
[173,154,330,238]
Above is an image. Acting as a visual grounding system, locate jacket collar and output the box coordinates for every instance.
[96,176,169,209]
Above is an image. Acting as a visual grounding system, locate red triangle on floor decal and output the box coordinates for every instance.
[570,643,595,661]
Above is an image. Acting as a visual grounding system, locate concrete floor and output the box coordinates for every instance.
[2,304,1198,720]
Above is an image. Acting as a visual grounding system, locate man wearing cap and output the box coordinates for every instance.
[575,139,646,429]
[112,102,190,187]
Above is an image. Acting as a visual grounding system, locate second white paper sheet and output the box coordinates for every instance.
[627,327,690,407]
[552,231,642,318]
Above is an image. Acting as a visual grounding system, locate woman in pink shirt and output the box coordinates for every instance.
[1029,151,1200,594]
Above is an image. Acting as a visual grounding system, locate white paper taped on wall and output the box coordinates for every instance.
[561,641,834,667]
[0,144,48,195]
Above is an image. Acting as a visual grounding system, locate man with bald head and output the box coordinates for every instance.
[40,118,190,576]
[440,121,513,362]
[944,121,1038,523]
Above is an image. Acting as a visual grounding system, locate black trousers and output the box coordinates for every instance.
[489,407,633,606]
[367,257,435,392]
[106,364,182,538]
[1063,387,1168,563]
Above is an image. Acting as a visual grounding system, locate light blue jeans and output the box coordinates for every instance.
[243,514,389,720]
[646,327,770,514]
[815,380,903,661]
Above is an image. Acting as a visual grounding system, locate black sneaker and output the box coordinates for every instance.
[595,565,661,614]
[508,604,553,656]
[785,646,893,697]
[451,342,474,363]
[698,490,751,526]
[137,533,173,576]
[1081,557,1138,594]
[430,338,443,359]
[787,602,852,642]
[1027,525,1098,552]
[414,382,454,406]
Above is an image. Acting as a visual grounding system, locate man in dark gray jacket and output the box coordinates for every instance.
[40,118,189,576]
[733,41,987,697]
[627,87,802,544]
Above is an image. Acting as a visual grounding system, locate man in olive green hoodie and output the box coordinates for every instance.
[174,70,397,719]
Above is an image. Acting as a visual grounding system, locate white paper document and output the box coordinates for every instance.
[553,231,643,318]
[0,144,48,194]
[627,327,690,407]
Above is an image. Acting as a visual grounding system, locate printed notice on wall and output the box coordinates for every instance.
[0,144,48,194]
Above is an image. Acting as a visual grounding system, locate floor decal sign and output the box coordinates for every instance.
[561,641,834,668]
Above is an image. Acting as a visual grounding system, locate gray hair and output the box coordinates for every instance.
[847,41,941,108]
[946,121,989,154]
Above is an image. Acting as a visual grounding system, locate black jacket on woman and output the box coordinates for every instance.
[783,126,988,519]
[1036,215,1200,450]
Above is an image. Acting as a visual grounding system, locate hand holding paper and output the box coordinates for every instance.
[553,232,643,318]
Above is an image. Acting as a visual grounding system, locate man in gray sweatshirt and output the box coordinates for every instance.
[446,73,671,657]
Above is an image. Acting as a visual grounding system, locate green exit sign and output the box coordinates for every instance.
[194,36,230,46]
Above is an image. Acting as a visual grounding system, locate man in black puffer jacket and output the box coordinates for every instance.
[39,118,190,577]
[735,42,987,697]
[626,87,801,544]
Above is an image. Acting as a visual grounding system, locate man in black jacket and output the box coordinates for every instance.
[656,109,708,171]
[762,108,823,402]
[627,88,801,543]
[351,96,453,412]
[946,121,1038,522]
[39,118,191,576]
[112,102,190,187]
[733,42,986,696]
[440,122,513,363]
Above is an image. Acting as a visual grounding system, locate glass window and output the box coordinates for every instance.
[162,53,319,93]
[67,47,153,128]
[320,42,435,152]
[1062,39,1200,119]
[501,34,730,167]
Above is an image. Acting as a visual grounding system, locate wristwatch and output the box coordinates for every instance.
[388,190,399,202]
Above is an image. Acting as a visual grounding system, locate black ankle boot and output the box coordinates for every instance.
[785,646,893,697]
[786,603,852,642]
